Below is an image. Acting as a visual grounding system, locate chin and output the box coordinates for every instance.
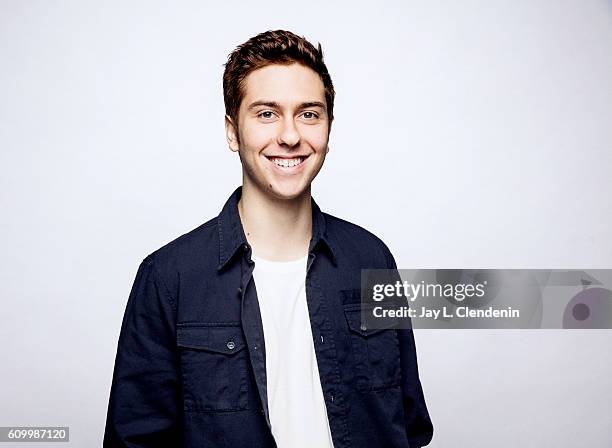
[267,182,309,201]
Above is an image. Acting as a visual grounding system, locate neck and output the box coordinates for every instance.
[238,183,312,262]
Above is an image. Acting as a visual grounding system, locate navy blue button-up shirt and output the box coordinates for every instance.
[104,187,433,447]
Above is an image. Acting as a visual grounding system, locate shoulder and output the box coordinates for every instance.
[323,212,395,269]
[141,216,219,279]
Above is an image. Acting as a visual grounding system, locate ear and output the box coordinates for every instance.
[225,115,240,152]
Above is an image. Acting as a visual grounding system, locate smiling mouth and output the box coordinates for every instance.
[265,155,308,168]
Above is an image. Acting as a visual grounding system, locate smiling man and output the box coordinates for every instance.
[104,30,433,448]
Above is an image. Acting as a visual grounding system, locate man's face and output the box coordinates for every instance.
[225,63,330,200]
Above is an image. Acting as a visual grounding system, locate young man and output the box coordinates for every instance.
[104,30,433,448]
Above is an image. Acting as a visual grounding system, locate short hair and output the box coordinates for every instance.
[223,30,335,128]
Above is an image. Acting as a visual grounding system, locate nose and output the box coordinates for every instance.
[277,118,300,147]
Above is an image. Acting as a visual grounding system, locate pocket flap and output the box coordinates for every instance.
[344,307,394,337]
[177,324,246,355]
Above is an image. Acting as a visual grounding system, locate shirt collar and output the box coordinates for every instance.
[217,186,337,270]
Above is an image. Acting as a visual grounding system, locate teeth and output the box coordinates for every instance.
[270,157,304,168]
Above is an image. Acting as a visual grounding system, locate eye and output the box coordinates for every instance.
[257,110,276,120]
[301,111,319,120]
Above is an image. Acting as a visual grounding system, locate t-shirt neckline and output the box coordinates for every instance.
[251,253,308,273]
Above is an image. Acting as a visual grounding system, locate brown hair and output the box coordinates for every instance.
[223,30,335,129]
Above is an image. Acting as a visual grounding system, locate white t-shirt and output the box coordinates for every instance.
[251,253,335,448]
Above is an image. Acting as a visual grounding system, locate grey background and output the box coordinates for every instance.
[1,1,611,446]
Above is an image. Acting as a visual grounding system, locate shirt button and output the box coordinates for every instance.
[360,324,367,332]
[237,287,243,295]
[226,341,236,350]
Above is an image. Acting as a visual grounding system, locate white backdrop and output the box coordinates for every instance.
[1,1,611,446]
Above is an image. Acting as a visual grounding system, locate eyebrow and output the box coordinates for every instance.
[247,100,326,111]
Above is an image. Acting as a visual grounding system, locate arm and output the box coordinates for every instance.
[385,248,434,447]
[103,256,182,447]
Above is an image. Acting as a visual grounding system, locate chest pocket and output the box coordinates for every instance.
[344,303,401,392]
[177,323,249,412]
